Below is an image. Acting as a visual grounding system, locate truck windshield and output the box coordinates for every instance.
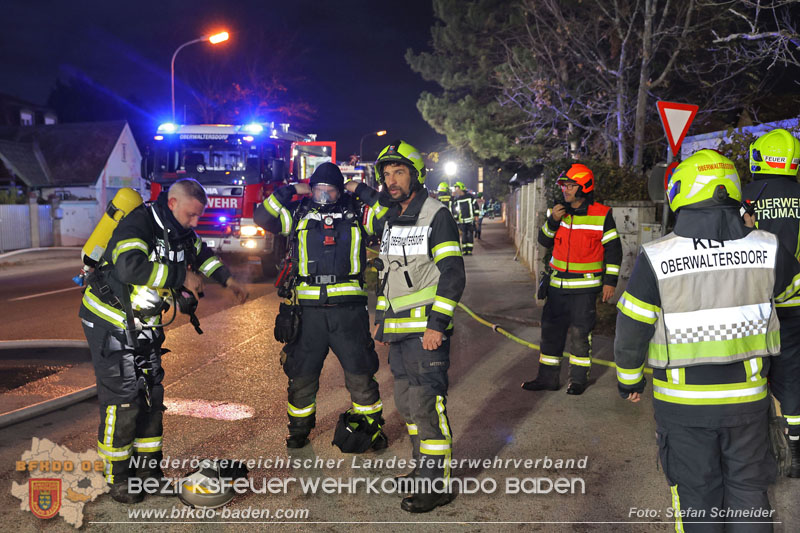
[156,139,260,175]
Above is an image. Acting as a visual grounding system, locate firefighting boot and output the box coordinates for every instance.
[401,491,455,513]
[109,482,145,504]
[788,436,800,478]
[521,364,560,391]
[286,434,310,449]
[371,430,389,451]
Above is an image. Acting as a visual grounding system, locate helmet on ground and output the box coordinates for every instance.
[454,181,467,191]
[437,182,450,193]
[666,149,741,212]
[375,140,426,185]
[178,459,248,509]
[749,128,800,177]
[557,164,594,194]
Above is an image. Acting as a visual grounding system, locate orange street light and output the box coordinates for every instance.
[171,31,231,121]
[360,130,388,162]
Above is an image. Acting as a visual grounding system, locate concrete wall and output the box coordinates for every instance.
[58,200,98,247]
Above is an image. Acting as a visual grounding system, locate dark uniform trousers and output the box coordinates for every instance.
[458,223,474,254]
[389,337,452,482]
[769,316,800,436]
[656,412,776,533]
[282,304,381,437]
[83,322,165,485]
[540,289,595,384]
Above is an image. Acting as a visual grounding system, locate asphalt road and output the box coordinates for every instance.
[0,256,275,341]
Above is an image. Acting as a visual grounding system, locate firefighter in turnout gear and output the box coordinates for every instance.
[615,150,800,532]
[743,128,800,477]
[436,181,453,213]
[79,178,248,504]
[254,162,387,450]
[522,164,622,395]
[452,181,477,255]
[346,140,466,513]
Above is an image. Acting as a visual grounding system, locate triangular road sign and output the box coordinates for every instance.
[657,101,699,157]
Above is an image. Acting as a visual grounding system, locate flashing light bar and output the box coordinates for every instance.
[157,123,178,134]
[243,123,263,134]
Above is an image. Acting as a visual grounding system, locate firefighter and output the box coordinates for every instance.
[346,140,466,513]
[254,162,387,450]
[79,178,248,503]
[743,128,800,477]
[452,181,477,255]
[475,193,485,239]
[615,149,800,531]
[522,164,622,395]
[436,181,453,213]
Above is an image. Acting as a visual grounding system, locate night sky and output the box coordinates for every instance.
[0,0,447,161]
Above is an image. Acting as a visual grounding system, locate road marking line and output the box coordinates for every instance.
[9,285,82,302]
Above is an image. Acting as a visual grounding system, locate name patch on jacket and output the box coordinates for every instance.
[754,197,800,220]
[380,226,430,256]
[648,236,773,279]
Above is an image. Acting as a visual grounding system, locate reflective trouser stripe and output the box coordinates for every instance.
[133,436,163,452]
[569,354,591,367]
[785,414,800,426]
[671,485,685,533]
[287,402,316,417]
[406,423,418,436]
[352,400,383,415]
[540,354,562,366]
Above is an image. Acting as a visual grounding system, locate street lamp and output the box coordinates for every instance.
[171,31,230,121]
[359,130,387,162]
[444,161,458,177]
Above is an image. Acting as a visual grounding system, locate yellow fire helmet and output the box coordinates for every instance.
[667,149,741,212]
[749,128,800,177]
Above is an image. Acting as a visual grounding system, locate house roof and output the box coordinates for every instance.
[13,121,127,187]
[0,140,51,186]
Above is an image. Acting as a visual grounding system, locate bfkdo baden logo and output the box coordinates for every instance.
[29,478,61,519]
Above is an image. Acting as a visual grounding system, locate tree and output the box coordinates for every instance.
[406,0,542,167]
[412,0,800,176]
[183,30,315,129]
[501,0,800,169]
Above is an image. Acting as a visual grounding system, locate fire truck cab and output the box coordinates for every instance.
[144,122,308,277]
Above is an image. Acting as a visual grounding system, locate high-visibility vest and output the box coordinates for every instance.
[641,231,780,371]
[549,203,611,274]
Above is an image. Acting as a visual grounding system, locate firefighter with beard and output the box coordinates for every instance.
[79,178,248,503]
[255,162,387,450]
[615,149,800,531]
[743,128,800,477]
[522,164,622,395]
[346,140,466,513]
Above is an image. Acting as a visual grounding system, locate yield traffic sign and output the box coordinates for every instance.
[656,101,699,157]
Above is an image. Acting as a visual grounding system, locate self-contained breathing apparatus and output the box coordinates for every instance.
[75,188,205,407]
[272,193,365,344]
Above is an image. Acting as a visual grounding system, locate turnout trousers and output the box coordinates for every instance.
[656,412,776,532]
[769,316,800,436]
[458,223,474,254]
[388,336,453,483]
[82,321,165,486]
[282,304,382,438]
[538,289,596,385]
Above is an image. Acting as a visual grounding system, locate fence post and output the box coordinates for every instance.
[28,193,40,249]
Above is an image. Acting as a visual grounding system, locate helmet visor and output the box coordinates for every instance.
[311,183,340,205]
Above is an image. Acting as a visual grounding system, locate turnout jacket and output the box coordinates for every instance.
[255,185,370,306]
[453,192,477,224]
[79,193,231,330]
[354,184,466,342]
[539,200,622,293]
[743,173,800,319]
[614,207,800,426]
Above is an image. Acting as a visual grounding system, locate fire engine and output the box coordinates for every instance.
[144,122,316,276]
